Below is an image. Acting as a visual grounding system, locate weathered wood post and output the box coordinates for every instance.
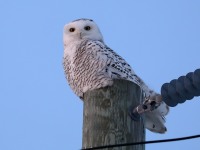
[82,79,145,150]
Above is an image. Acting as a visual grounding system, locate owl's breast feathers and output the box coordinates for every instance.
[63,40,141,98]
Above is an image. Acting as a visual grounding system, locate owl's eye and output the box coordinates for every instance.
[84,26,91,31]
[69,28,75,32]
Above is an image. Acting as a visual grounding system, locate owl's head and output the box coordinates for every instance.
[63,19,104,45]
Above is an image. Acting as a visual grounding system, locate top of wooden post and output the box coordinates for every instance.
[82,79,145,150]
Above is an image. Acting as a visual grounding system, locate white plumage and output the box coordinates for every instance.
[63,18,169,133]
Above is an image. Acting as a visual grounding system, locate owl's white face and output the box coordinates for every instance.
[63,19,104,46]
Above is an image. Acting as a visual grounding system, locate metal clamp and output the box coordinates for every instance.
[129,95,162,121]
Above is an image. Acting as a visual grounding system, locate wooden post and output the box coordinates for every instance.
[82,79,145,150]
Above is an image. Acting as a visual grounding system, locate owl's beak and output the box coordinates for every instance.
[79,32,82,39]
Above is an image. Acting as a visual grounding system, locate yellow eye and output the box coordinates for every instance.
[69,28,75,32]
[84,26,91,31]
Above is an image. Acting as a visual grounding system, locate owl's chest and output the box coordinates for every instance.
[64,42,80,59]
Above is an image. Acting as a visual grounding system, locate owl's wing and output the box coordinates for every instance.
[87,40,142,86]
[87,40,156,96]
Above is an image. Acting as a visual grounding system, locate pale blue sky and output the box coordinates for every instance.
[1,0,200,150]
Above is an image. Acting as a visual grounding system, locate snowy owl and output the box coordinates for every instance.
[63,18,169,133]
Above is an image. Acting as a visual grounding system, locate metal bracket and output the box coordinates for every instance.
[129,95,162,121]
